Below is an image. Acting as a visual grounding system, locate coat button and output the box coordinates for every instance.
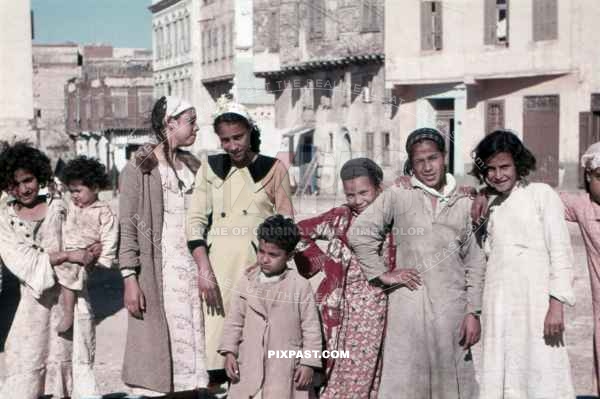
[242,210,247,215]
[221,212,226,218]
[19,222,23,226]
[25,234,30,238]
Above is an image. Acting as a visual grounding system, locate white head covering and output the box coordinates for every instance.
[581,142,600,170]
[165,96,193,119]
[212,94,252,123]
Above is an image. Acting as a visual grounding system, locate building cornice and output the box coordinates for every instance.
[201,74,235,84]
[255,53,384,78]
[149,0,182,13]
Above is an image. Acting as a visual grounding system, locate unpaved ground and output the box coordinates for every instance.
[0,195,597,397]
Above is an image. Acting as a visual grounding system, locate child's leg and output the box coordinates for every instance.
[56,284,76,334]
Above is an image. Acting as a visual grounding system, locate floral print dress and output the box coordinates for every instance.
[295,205,395,398]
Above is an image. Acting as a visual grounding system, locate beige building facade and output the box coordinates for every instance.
[386,0,600,188]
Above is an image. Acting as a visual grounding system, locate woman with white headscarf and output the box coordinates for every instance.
[186,96,294,384]
[119,96,209,398]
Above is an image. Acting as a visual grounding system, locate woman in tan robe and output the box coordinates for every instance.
[119,96,209,397]
[186,98,294,378]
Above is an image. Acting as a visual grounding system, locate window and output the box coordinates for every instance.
[111,89,128,118]
[361,0,381,32]
[382,132,391,166]
[185,16,191,52]
[420,1,443,51]
[361,75,373,103]
[207,30,212,63]
[94,94,104,118]
[166,24,172,58]
[486,100,505,134]
[221,25,227,59]
[366,132,375,159]
[229,22,234,56]
[269,10,280,51]
[160,27,165,59]
[201,31,206,64]
[309,0,325,38]
[533,0,557,41]
[484,0,509,46]
[174,20,179,56]
[212,28,219,61]
[138,89,153,115]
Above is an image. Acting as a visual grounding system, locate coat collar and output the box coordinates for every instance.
[208,154,277,183]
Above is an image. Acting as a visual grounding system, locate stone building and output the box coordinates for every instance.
[195,0,278,156]
[386,0,600,188]
[32,43,82,162]
[0,0,36,142]
[66,45,154,174]
[254,0,400,195]
[150,0,197,103]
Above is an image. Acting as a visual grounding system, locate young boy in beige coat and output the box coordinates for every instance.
[219,215,323,399]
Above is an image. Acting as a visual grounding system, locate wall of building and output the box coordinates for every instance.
[32,44,81,161]
[0,0,35,141]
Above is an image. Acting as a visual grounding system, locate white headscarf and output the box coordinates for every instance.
[165,96,193,119]
[212,94,253,123]
[581,142,600,170]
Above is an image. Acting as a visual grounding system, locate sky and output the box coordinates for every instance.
[31,0,152,49]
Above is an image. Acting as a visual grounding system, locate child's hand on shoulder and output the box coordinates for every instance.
[224,352,240,383]
[294,365,314,390]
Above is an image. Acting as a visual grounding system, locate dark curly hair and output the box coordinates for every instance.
[257,214,300,254]
[62,156,109,189]
[470,130,536,184]
[213,113,261,153]
[0,141,52,191]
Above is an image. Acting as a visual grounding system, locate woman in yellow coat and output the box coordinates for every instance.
[186,98,294,382]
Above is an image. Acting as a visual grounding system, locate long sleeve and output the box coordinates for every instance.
[539,185,576,306]
[298,279,323,369]
[271,159,294,218]
[559,191,580,223]
[0,209,54,298]
[97,206,118,268]
[218,279,247,356]
[186,158,212,250]
[459,203,486,314]
[118,163,142,271]
[294,207,339,279]
[348,189,398,281]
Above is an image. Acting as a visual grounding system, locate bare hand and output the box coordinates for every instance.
[378,268,422,290]
[471,193,489,224]
[198,263,224,316]
[123,276,146,319]
[224,353,240,383]
[67,249,97,266]
[294,365,314,389]
[458,185,477,198]
[86,241,102,258]
[459,313,481,349]
[394,176,412,189]
[544,297,565,347]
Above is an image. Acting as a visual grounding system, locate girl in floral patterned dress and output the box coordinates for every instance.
[294,158,395,398]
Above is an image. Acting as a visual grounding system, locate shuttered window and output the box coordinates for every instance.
[309,0,325,38]
[421,1,443,51]
[361,0,381,32]
[484,0,509,46]
[533,0,558,41]
[366,132,375,159]
[269,10,280,51]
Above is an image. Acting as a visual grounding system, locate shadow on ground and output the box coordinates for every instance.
[0,264,124,353]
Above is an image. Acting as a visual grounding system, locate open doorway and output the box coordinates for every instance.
[429,98,455,174]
